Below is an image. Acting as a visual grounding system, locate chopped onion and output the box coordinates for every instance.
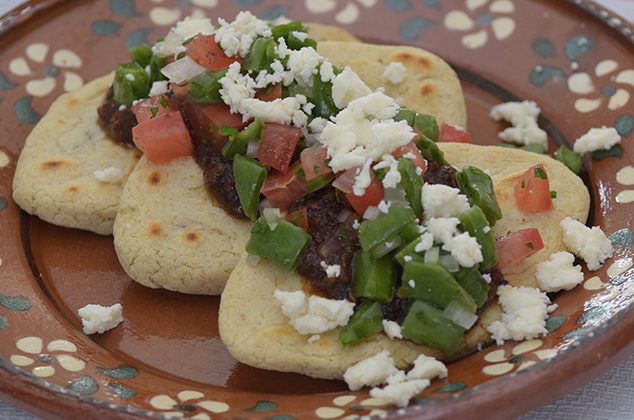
[442,300,478,329]
[439,253,459,272]
[363,206,381,220]
[336,209,352,223]
[246,139,260,158]
[262,207,281,230]
[246,254,261,266]
[424,247,439,264]
[160,56,207,84]
[383,186,408,207]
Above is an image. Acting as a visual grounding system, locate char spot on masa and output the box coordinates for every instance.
[420,83,434,97]
[186,232,198,241]
[149,223,162,236]
[68,186,78,192]
[42,160,63,169]
[149,172,161,185]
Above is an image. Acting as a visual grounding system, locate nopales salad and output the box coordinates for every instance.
[100,11,533,356]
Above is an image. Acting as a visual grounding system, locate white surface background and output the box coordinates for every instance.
[1,0,633,419]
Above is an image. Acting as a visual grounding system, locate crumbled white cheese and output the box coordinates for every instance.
[408,279,416,288]
[382,320,403,339]
[125,73,135,82]
[307,334,320,343]
[273,290,354,335]
[370,379,429,407]
[421,184,470,220]
[149,81,170,96]
[173,16,215,39]
[291,30,309,42]
[487,285,552,345]
[560,217,613,270]
[320,261,342,278]
[352,160,373,196]
[444,232,483,268]
[215,11,272,57]
[425,217,460,244]
[490,100,547,146]
[93,167,123,183]
[319,60,335,83]
[78,303,123,335]
[285,47,322,86]
[343,350,399,391]
[382,62,408,84]
[482,273,492,284]
[414,232,434,253]
[331,66,373,108]
[377,199,391,214]
[573,126,621,153]
[536,251,584,292]
[406,355,448,381]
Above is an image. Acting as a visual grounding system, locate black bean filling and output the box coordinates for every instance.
[97,87,138,147]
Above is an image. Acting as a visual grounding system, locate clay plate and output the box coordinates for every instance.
[0,0,633,419]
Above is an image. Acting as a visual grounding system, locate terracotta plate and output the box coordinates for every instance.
[1,0,633,419]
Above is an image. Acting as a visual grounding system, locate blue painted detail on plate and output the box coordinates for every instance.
[246,401,277,412]
[232,0,263,6]
[0,293,33,311]
[385,0,414,13]
[475,12,493,25]
[91,20,123,36]
[0,197,6,211]
[0,97,4,105]
[508,354,525,364]
[0,314,6,330]
[434,382,466,393]
[108,382,137,398]
[269,416,298,420]
[110,0,143,17]
[532,37,557,58]
[173,404,196,412]
[592,144,622,160]
[66,375,99,395]
[561,324,594,341]
[414,397,437,405]
[126,28,153,49]
[12,97,41,124]
[42,64,59,78]
[176,0,191,8]
[530,65,564,87]
[565,35,593,61]
[0,71,19,91]
[400,17,436,40]
[601,85,617,97]
[575,306,605,324]
[258,6,292,21]
[615,114,633,137]
[421,0,441,9]
[97,365,139,379]
[546,315,566,333]
[609,228,634,249]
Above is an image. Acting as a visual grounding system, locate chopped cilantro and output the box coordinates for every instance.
[525,241,535,250]
[150,106,159,118]
[534,166,547,179]
[158,95,170,108]
[551,190,557,199]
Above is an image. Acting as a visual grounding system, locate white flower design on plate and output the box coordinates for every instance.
[443,0,516,50]
[567,59,634,113]
[305,0,378,25]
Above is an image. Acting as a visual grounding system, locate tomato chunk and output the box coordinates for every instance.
[132,112,192,164]
[285,207,309,231]
[261,161,308,209]
[186,34,240,71]
[183,102,248,148]
[258,123,302,173]
[300,145,332,181]
[514,164,554,212]
[343,170,384,216]
[131,94,181,124]
[439,123,472,143]
[495,228,544,270]
[392,141,427,173]
[255,84,283,102]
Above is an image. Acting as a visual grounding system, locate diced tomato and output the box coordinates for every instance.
[285,208,309,231]
[300,146,332,181]
[188,102,248,147]
[391,141,427,174]
[438,123,472,143]
[171,82,188,100]
[258,123,302,173]
[255,84,283,102]
[132,112,192,164]
[344,170,384,216]
[495,228,544,270]
[186,34,240,71]
[261,161,308,209]
[514,164,554,212]
[131,94,181,124]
